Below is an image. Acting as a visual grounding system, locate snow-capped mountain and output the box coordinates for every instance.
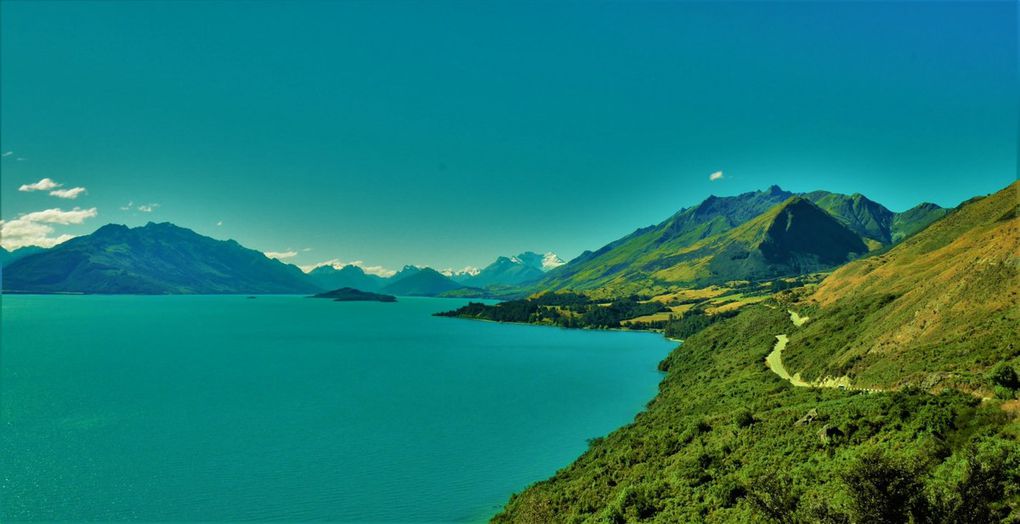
[440,266,481,279]
[452,251,565,288]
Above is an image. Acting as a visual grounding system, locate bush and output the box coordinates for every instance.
[987,363,1019,396]
[840,448,929,523]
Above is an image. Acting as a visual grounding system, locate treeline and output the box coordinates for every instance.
[626,307,741,340]
[436,294,668,329]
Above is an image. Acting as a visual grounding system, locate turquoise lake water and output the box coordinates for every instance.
[0,295,675,522]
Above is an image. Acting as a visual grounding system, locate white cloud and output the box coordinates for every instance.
[2,151,13,157]
[19,178,61,192]
[120,202,160,213]
[16,207,98,225]
[300,259,396,278]
[264,250,298,260]
[709,171,724,181]
[216,220,224,226]
[0,207,98,250]
[49,187,87,199]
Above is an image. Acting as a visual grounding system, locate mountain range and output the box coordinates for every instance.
[1,186,948,297]
[306,264,388,292]
[449,251,565,288]
[0,225,558,296]
[537,185,947,295]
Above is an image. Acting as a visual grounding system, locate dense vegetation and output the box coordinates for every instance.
[436,293,668,329]
[494,305,1019,523]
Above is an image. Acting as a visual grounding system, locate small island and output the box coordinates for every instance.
[310,287,397,303]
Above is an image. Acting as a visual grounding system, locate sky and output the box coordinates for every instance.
[1,1,1016,274]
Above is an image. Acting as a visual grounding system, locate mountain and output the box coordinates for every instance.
[541,193,869,294]
[515,251,566,272]
[444,251,565,288]
[442,266,481,282]
[2,222,320,294]
[460,251,563,288]
[667,196,869,283]
[0,246,47,267]
[540,186,796,293]
[801,191,948,245]
[783,181,1018,391]
[0,246,48,282]
[464,256,545,287]
[380,267,468,296]
[387,265,423,283]
[306,264,386,292]
[892,201,950,241]
[801,191,895,244]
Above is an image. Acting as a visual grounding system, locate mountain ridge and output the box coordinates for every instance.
[539,186,946,295]
[2,222,320,294]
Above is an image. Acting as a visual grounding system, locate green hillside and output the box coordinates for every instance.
[782,182,1018,394]
[892,202,951,242]
[495,304,1019,523]
[494,182,1018,523]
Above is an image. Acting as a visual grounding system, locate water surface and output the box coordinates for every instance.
[1,295,674,521]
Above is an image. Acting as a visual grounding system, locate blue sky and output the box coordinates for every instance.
[1,1,1015,273]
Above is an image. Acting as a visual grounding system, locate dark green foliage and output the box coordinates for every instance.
[435,295,667,329]
[840,448,929,523]
[662,308,739,339]
[988,364,1019,398]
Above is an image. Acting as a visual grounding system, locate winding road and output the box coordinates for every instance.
[765,310,880,393]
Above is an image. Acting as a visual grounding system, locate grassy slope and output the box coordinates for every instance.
[494,305,1019,523]
[783,182,1019,393]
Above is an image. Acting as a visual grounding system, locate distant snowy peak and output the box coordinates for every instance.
[541,252,565,271]
[511,251,563,272]
[441,266,481,278]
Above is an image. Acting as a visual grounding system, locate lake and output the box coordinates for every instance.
[0,295,675,522]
